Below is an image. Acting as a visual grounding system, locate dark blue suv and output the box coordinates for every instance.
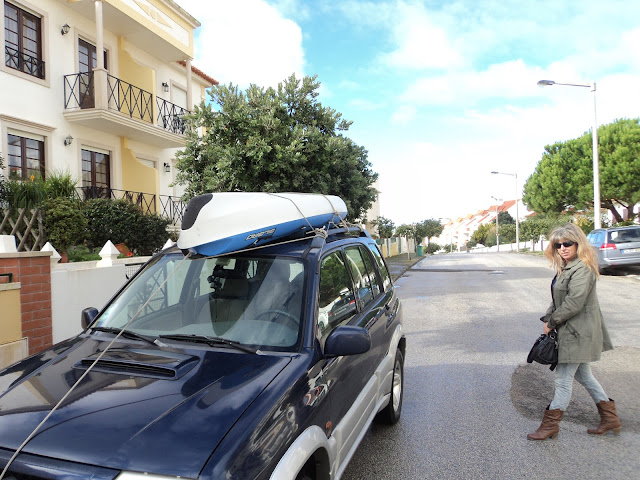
[0,227,404,480]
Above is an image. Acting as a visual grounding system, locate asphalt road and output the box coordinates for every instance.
[342,252,640,480]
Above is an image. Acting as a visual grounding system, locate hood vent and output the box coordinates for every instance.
[74,348,199,380]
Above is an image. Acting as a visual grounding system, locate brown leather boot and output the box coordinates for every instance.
[527,406,563,440]
[588,398,622,435]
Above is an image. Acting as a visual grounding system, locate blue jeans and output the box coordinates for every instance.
[549,363,609,411]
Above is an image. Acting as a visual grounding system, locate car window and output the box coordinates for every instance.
[368,244,392,291]
[359,246,381,297]
[344,246,375,309]
[97,254,305,351]
[609,228,640,244]
[318,251,356,342]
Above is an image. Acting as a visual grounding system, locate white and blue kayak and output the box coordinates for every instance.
[177,192,348,256]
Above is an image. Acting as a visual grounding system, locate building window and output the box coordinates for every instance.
[4,1,45,79]
[7,133,45,180]
[82,149,111,196]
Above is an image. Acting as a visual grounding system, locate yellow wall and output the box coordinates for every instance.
[106,0,195,57]
[118,38,156,122]
[121,138,158,208]
[0,284,22,344]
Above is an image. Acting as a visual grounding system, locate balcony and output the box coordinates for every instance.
[77,186,185,226]
[5,45,45,79]
[63,71,189,148]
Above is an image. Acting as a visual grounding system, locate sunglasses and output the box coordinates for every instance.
[554,241,576,249]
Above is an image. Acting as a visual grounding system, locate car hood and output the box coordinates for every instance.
[0,335,291,478]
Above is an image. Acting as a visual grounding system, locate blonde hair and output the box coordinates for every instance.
[544,223,599,277]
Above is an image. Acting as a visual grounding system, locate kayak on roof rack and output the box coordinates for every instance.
[177,192,348,256]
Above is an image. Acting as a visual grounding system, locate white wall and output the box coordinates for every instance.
[51,262,127,343]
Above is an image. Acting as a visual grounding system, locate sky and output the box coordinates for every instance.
[176,0,640,225]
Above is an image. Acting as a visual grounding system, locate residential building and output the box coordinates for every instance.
[436,199,530,251]
[1,0,216,225]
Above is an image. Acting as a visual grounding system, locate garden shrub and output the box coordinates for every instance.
[84,198,170,255]
[43,198,87,252]
[44,171,78,200]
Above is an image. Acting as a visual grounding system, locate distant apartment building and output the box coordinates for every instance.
[1,0,216,224]
[436,199,529,251]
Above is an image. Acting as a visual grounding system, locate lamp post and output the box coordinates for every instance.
[491,196,501,252]
[537,79,601,229]
[491,171,519,252]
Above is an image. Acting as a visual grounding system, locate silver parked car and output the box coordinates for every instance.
[587,225,640,272]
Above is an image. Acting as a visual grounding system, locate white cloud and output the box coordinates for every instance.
[400,60,551,106]
[179,0,304,88]
[390,105,417,125]
[379,2,464,70]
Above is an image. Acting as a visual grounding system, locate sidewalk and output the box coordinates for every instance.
[384,253,424,281]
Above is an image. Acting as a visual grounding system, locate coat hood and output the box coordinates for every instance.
[0,335,291,478]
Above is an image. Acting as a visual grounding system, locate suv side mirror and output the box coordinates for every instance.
[324,326,371,357]
[81,307,99,329]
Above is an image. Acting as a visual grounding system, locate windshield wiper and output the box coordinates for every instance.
[159,333,261,354]
[91,326,166,347]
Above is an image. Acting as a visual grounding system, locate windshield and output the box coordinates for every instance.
[94,253,305,352]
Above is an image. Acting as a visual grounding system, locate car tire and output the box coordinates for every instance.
[375,348,403,425]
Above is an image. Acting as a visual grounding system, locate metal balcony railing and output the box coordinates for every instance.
[5,45,45,79]
[157,97,188,134]
[77,186,185,226]
[63,72,189,136]
[107,74,153,123]
[64,71,95,109]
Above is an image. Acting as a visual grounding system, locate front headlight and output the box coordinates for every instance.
[116,473,189,480]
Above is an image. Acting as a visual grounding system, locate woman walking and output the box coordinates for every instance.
[527,223,621,440]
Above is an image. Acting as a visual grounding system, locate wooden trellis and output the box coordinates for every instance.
[0,208,45,251]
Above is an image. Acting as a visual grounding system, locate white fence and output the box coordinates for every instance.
[470,237,547,253]
[46,240,154,343]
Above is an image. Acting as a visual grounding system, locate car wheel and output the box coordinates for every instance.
[376,348,403,425]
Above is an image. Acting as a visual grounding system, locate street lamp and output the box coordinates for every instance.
[491,171,519,252]
[537,79,601,229]
[491,196,501,252]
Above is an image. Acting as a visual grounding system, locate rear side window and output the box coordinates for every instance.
[318,251,356,341]
[345,246,375,309]
[367,244,392,291]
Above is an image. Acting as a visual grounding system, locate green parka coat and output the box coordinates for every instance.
[543,258,613,363]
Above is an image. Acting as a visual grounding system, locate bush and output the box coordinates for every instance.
[2,176,45,210]
[66,245,101,262]
[43,198,87,252]
[84,199,170,255]
[425,242,441,254]
[44,171,78,201]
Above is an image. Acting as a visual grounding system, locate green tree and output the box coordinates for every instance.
[394,224,414,239]
[471,223,492,246]
[371,216,395,238]
[495,211,515,225]
[598,118,640,221]
[175,74,378,220]
[519,214,571,242]
[417,218,444,247]
[523,118,640,222]
[498,223,516,244]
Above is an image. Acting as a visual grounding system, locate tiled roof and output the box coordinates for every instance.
[178,61,219,85]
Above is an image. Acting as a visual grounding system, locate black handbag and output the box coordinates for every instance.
[527,330,558,370]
